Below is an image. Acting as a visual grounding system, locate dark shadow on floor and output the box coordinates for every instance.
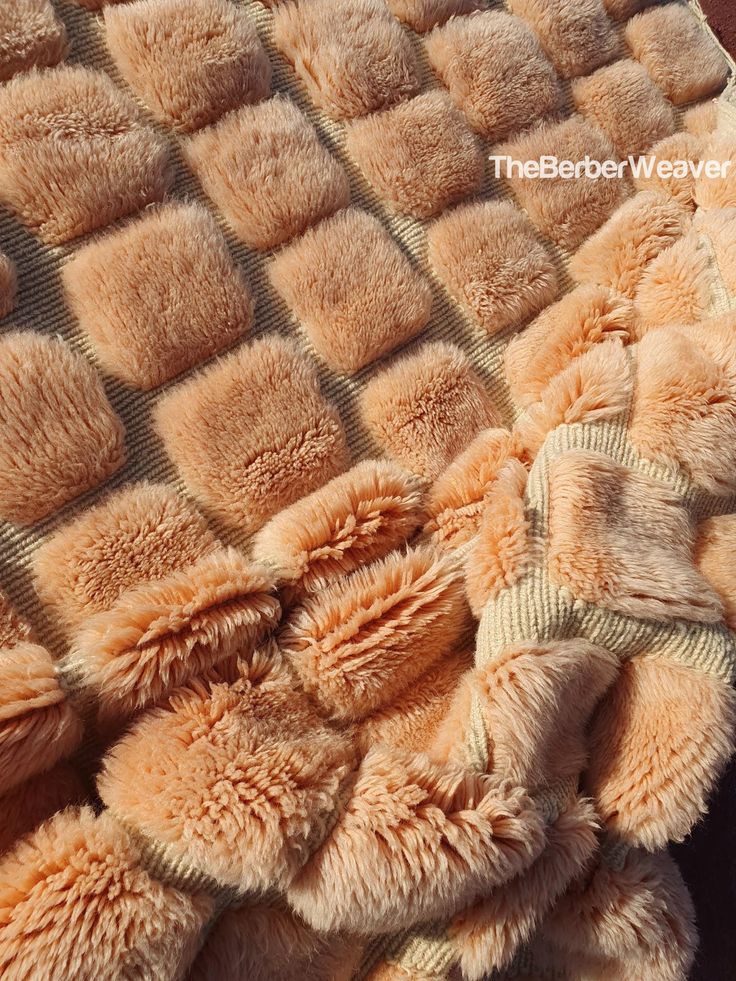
[672,756,736,980]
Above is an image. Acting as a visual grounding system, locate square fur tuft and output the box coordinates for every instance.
[0,809,212,979]
[269,207,432,374]
[185,96,350,250]
[155,336,350,534]
[360,342,498,478]
[507,0,620,80]
[63,203,253,390]
[0,332,126,525]
[280,546,469,721]
[0,0,67,82]
[425,11,562,141]
[0,66,171,244]
[104,0,271,132]
[427,200,559,335]
[499,117,631,251]
[625,4,729,106]
[548,449,723,621]
[273,0,420,119]
[572,60,676,158]
[569,190,691,298]
[345,91,484,219]
[505,285,635,408]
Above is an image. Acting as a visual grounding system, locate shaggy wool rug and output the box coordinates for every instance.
[0,0,735,979]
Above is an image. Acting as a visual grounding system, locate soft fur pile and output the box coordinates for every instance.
[0,0,735,980]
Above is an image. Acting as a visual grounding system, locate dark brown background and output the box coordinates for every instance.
[673,10,735,975]
[673,760,736,979]
[701,0,736,58]
[657,6,735,978]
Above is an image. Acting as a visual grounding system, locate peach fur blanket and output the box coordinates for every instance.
[0,0,736,979]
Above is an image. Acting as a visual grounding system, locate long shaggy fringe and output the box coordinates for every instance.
[279,546,470,722]
[98,656,357,893]
[67,549,280,722]
[0,808,212,981]
[287,747,546,933]
[254,460,425,594]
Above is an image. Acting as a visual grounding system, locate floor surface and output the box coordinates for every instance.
[701,0,736,58]
[673,759,736,980]
[662,9,734,977]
